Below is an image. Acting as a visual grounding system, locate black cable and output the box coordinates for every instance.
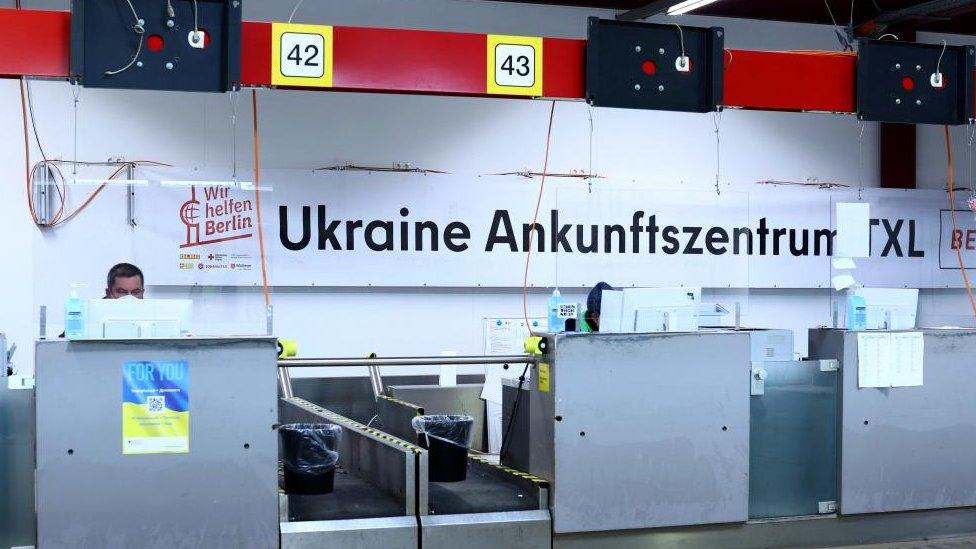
[499,362,530,461]
[24,80,49,162]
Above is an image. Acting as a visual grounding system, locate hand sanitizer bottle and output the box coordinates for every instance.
[64,285,86,340]
[548,289,564,333]
[847,291,868,331]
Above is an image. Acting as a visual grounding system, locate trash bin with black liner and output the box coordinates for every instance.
[279,423,342,495]
[412,415,475,482]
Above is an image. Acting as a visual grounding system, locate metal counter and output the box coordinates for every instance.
[35,337,279,549]
[809,328,976,515]
[526,331,753,533]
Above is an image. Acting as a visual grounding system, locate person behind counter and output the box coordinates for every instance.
[104,262,145,299]
[61,263,145,338]
[583,281,614,332]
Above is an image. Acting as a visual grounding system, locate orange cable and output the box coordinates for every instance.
[51,165,128,227]
[944,125,976,320]
[20,73,170,228]
[522,101,557,336]
[251,89,272,309]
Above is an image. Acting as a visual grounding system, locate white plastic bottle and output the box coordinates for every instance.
[64,286,86,340]
[547,289,564,333]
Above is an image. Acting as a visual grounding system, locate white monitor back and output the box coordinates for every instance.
[602,287,701,333]
[850,288,918,330]
[86,298,192,339]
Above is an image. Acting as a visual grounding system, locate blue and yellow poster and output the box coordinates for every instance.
[122,360,189,455]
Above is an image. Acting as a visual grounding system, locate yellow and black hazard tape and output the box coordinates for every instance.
[377,394,424,414]
[288,397,423,452]
[468,454,550,487]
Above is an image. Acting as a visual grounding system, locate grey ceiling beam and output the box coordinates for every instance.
[873,0,976,24]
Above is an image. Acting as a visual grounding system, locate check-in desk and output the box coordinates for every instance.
[34,338,279,549]
[517,331,754,536]
[809,328,976,515]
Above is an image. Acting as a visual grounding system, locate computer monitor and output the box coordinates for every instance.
[601,287,701,333]
[85,298,193,339]
[849,288,918,330]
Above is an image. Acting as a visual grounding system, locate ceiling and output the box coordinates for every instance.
[493,0,976,35]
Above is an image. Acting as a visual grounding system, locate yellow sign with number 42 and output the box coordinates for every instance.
[271,23,334,88]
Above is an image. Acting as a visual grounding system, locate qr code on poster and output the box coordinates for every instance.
[146,395,166,413]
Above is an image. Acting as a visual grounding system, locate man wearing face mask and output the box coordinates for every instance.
[104,263,145,299]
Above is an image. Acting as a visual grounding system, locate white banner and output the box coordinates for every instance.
[132,168,976,289]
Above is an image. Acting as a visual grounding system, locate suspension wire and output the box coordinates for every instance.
[967,120,976,205]
[713,109,723,195]
[71,83,81,175]
[587,103,594,194]
[229,89,242,181]
[857,119,866,200]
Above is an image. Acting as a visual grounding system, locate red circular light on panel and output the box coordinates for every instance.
[147,34,165,52]
[901,76,915,91]
[641,60,657,75]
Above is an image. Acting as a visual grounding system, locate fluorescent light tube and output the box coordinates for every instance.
[667,0,720,15]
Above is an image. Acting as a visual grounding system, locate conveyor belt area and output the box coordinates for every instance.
[282,466,405,522]
[428,464,540,515]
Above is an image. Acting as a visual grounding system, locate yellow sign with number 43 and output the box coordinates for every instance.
[487,34,543,97]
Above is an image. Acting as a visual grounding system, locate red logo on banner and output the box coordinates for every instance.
[180,186,255,249]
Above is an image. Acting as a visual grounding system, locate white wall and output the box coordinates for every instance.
[2,0,974,378]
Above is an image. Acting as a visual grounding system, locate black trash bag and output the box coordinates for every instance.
[279,423,342,494]
[412,415,474,483]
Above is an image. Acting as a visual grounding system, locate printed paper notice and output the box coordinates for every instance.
[482,318,542,403]
[857,332,924,388]
[857,332,891,388]
[890,332,924,387]
[836,202,871,258]
[122,360,189,455]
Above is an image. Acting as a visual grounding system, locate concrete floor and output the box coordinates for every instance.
[836,536,976,549]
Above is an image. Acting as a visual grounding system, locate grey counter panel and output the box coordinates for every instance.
[809,328,976,515]
[421,510,551,549]
[553,507,976,549]
[281,516,418,549]
[35,338,279,549]
[543,331,752,533]
[0,382,35,548]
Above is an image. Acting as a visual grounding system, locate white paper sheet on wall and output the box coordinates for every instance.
[857,331,924,388]
[836,202,871,258]
[832,273,858,291]
[832,257,857,270]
